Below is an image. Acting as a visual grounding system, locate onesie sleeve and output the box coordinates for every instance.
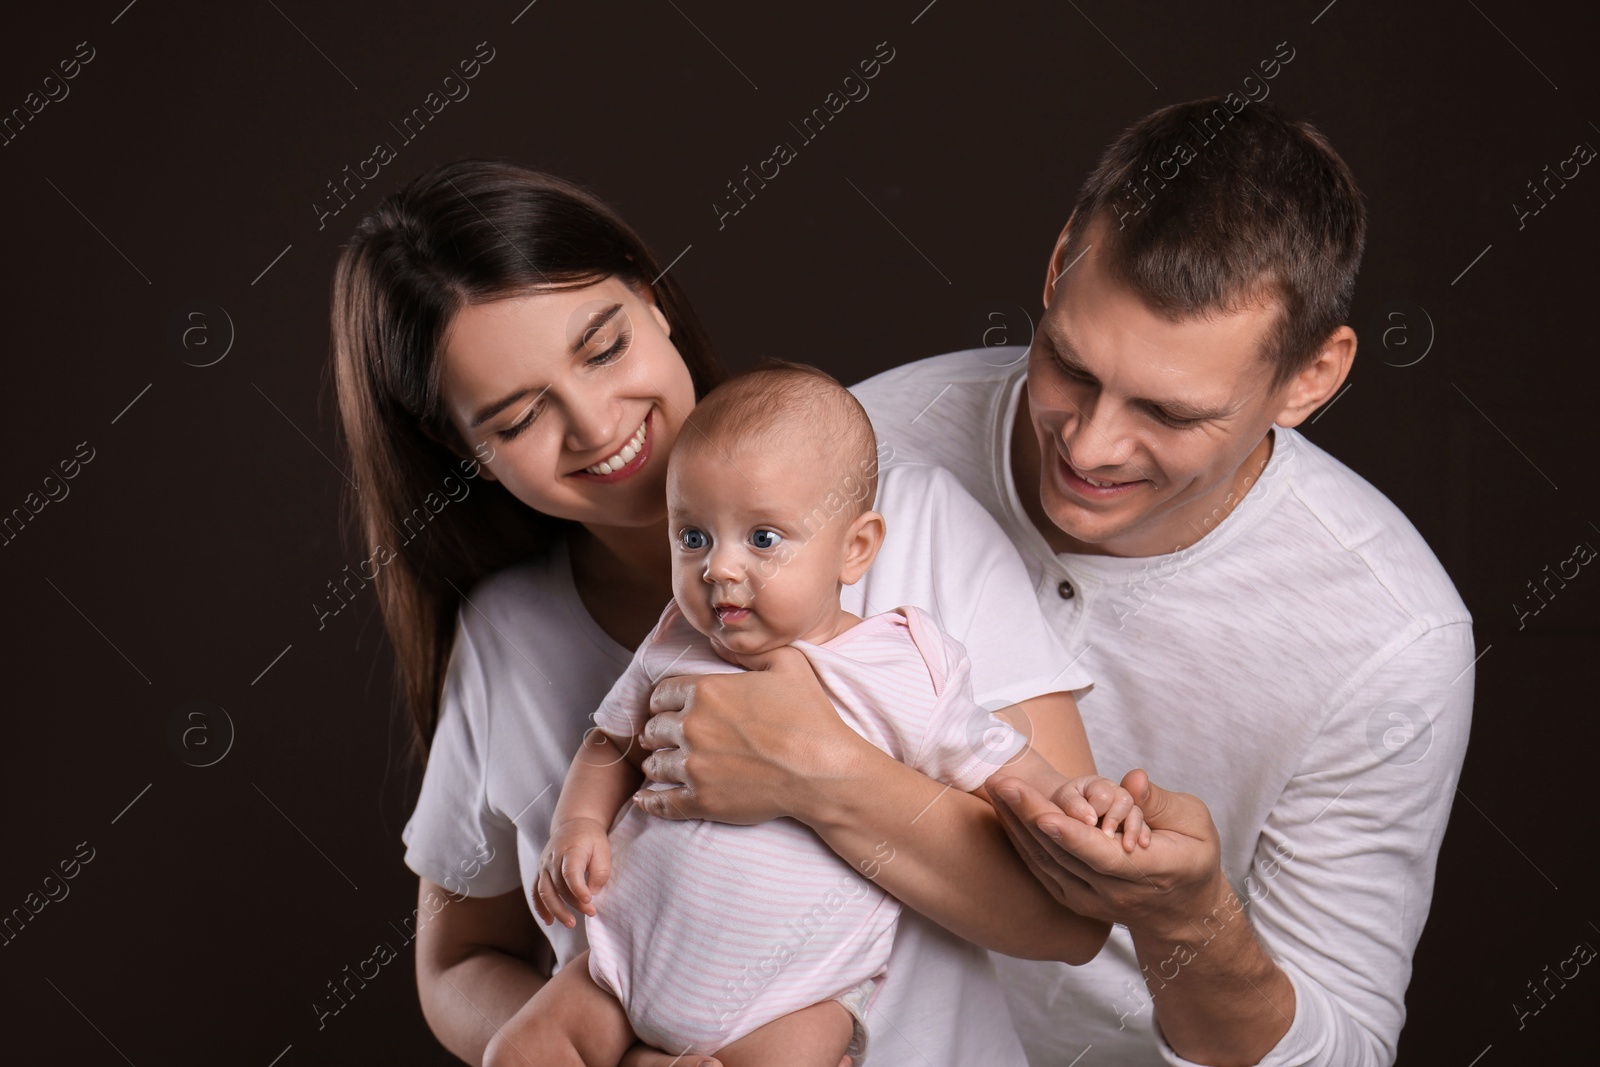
[900,605,1028,792]
[591,599,682,738]
[401,611,523,899]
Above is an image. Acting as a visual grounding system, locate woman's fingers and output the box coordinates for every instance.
[618,1046,719,1067]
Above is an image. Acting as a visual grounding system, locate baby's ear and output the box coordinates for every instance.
[839,510,886,585]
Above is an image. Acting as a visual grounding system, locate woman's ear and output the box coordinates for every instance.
[839,510,887,585]
[419,420,499,482]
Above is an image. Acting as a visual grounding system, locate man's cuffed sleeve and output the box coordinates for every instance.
[1159,619,1474,1067]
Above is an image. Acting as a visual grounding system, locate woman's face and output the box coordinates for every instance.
[438,277,697,529]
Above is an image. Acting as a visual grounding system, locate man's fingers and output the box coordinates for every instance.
[992,793,1099,906]
[996,777,1147,877]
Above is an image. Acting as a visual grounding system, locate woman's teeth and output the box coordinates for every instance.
[584,419,647,475]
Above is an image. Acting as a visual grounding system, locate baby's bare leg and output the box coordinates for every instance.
[714,1000,855,1067]
[490,949,635,1067]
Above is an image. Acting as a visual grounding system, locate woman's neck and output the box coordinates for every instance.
[568,519,676,647]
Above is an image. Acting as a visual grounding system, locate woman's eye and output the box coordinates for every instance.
[751,529,783,550]
[679,529,708,550]
[497,405,541,440]
[586,332,632,367]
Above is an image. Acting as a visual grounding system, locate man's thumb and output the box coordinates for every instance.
[1122,767,1173,821]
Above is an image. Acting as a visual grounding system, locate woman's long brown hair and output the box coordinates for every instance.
[329,160,726,763]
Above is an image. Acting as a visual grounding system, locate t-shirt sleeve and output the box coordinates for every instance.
[1158,620,1476,1067]
[591,600,682,738]
[401,612,522,899]
[884,464,1091,709]
[900,606,1029,792]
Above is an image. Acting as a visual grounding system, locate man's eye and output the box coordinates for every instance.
[679,529,708,550]
[1152,409,1203,428]
[751,529,783,550]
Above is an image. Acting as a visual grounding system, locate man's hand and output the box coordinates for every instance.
[634,646,862,825]
[988,768,1228,939]
[533,817,611,929]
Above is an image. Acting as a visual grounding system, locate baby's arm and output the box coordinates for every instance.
[534,729,644,928]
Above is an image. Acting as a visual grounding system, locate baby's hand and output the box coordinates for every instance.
[534,817,612,928]
[1051,774,1151,852]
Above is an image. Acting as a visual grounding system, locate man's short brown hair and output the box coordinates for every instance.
[1062,98,1367,389]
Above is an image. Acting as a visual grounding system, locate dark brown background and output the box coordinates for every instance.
[2,1,1595,1063]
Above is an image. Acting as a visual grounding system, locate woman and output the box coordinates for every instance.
[331,160,1101,1067]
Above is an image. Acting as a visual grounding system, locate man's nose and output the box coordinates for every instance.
[1061,398,1137,472]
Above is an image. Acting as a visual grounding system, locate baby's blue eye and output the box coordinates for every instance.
[751,529,783,550]
[680,529,708,550]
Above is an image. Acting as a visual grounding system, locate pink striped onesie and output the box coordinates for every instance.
[586,600,1027,1058]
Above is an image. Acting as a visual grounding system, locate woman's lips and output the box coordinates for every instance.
[571,412,652,483]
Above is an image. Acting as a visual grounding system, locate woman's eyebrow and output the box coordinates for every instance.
[467,304,625,427]
[577,303,624,348]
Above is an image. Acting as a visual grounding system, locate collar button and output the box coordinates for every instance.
[1057,579,1075,600]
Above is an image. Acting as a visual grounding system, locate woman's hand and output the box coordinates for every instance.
[634,646,865,826]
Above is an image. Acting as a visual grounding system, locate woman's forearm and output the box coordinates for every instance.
[801,737,1110,962]
[420,947,548,1064]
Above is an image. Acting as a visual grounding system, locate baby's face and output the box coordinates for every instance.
[667,444,864,658]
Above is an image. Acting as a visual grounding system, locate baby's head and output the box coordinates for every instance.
[667,361,885,659]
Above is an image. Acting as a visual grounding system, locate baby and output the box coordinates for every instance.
[525,364,1147,1066]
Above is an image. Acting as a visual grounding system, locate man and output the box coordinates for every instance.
[851,99,1475,1065]
[640,99,1472,1066]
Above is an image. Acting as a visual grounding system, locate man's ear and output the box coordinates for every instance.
[1272,326,1357,429]
[1043,211,1080,310]
[839,510,886,585]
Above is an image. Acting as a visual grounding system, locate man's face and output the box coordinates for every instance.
[1020,219,1293,557]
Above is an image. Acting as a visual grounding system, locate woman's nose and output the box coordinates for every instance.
[564,395,618,454]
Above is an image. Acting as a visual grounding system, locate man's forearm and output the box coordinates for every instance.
[803,737,1109,963]
[1133,884,1295,1067]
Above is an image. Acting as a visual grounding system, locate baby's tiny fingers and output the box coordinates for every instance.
[1121,806,1148,852]
[1100,790,1135,837]
[1047,782,1100,825]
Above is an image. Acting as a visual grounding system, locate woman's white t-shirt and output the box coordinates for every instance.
[402,461,1093,1067]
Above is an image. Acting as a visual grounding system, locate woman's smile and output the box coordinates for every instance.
[570,411,654,483]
